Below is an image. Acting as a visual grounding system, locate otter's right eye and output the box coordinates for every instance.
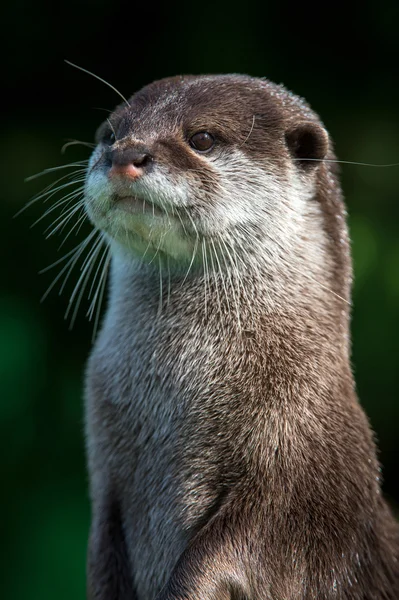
[103,131,116,145]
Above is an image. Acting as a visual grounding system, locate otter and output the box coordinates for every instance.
[83,75,399,599]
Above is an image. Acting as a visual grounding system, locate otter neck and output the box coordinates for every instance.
[106,249,351,362]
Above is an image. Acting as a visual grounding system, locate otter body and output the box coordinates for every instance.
[84,75,399,599]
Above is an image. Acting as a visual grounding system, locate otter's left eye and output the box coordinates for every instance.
[189,132,214,153]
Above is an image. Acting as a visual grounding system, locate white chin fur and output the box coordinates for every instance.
[84,155,195,262]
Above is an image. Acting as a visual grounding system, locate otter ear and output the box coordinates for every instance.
[285,122,328,169]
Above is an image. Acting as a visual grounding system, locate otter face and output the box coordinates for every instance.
[84,75,329,268]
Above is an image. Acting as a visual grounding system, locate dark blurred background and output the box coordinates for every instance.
[1,1,398,598]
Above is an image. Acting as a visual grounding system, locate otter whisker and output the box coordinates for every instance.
[74,210,89,237]
[183,167,220,180]
[107,118,116,138]
[201,239,208,318]
[78,232,105,276]
[147,223,173,267]
[181,231,199,286]
[145,188,172,231]
[175,210,189,238]
[182,205,199,240]
[17,170,86,217]
[292,158,399,168]
[58,208,87,248]
[207,239,223,319]
[139,222,156,263]
[158,255,163,316]
[92,250,111,341]
[88,238,109,302]
[87,243,109,318]
[25,161,89,182]
[61,140,96,153]
[40,241,88,274]
[43,198,85,238]
[92,107,113,115]
[53,189,85,218]
[230,223,280,309]
[223,236,257,325]
[155,195,172,231]
[40,229,98,301]
[72,238,108,327]
[240,115,256,147]
[27,168,86,201]
[219,236,250,323]
[236,222,351,307]
[65,60,130,107]
[39,189,85,230]
[66,233,106,328]
[210,237,231,320]
[166,254,171,308]
[290,264,351,306]
[28,177,86,216]
[37,189,83,225]
[45,206,84,241]
[217,238,242,333]
[59,230,101,296]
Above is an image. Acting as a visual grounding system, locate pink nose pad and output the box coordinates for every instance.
[108,163,143,180]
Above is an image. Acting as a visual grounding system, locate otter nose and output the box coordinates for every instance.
[108,146,152,180]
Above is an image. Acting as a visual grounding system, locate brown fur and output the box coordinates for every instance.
[84,75,399,599]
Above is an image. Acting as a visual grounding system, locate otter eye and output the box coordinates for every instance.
[103,131,116,145]
[189,132,214,153]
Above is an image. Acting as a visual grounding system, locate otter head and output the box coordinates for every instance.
[85,75,349,308]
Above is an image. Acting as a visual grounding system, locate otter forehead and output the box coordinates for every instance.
[104,75,313,162]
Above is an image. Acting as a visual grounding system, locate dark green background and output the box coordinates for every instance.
[2,1,398,598]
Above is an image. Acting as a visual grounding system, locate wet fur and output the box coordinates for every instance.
[84,75,399,599]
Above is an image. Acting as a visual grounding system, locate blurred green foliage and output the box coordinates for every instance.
[1,1,398,598]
